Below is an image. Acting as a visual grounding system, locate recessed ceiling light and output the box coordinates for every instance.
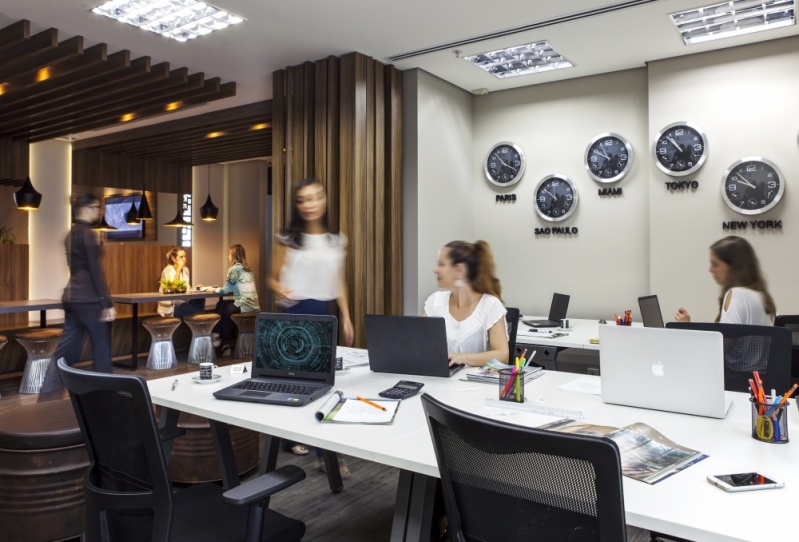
[465,41,573,79]
[92,0,245,43]
[671,0,795,45]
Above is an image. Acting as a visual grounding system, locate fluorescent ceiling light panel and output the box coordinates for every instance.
[92,0,244,42]
[671,0,795,45]
[465,41,573,79]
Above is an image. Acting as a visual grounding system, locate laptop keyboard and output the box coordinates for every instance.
[233,381,319,395]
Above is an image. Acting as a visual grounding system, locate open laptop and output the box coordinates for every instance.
[213,313,337,406]
[364,315,464,377]
[638,295,665,328]
[522,293,570,328]
[600,326,731,418]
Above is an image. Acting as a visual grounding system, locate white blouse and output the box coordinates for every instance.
[424,291,507,354]
[719,287,774,325]
[277,233,347,307]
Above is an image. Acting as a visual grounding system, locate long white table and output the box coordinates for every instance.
[148,362,797,542]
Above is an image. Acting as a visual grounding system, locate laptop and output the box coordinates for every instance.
[213,313,337,406]
[600,326,731,418]
[638,295,665,328]
[364,315,464,377]
[522,293,570,328]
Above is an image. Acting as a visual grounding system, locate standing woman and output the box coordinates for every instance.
[215,244,260,353]
[424,240,508,367]
[674,235,776,325]
[268,178,354,346]
[40,194,116,395]
[157,247,205,318]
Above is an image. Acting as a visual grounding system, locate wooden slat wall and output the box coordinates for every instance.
[272,52,403,347]
[73,150,190,192]
[0,244,29,326]
[0,136,29,185]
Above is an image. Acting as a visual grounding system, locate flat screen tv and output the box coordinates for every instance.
[104,195,146,240]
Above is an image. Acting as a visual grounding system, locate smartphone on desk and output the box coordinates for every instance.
[707,473,784,492]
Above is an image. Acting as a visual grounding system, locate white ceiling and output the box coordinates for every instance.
[2,0,798,140]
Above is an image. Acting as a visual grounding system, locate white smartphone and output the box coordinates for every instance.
[707,473,784,492]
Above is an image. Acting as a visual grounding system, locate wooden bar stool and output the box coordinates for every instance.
[231,312,257,359]
[15,329,63,394]
[142,317,182,370]
[183,313,221,365]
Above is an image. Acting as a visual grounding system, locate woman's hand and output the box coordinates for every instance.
[341,318,354,347]
[674,308,691,322]
[99,307,116,323]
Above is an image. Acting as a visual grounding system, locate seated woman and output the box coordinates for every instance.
[424,240,509,367]
[674,235,776,325]
[215,244,260,354]
[157,247,205,318]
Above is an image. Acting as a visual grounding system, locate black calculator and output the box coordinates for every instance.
[378,380,424,399]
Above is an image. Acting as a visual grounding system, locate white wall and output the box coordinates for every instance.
[403,70,475,314]
[192,163,226,288]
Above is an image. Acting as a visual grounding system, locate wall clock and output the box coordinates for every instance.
[721,157,784,215]
[585,132,633,183]
[484,141,525,187]
[534,174,578,222]
[653,122,708,176]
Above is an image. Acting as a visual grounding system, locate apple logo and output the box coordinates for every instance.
[651,361,665,377]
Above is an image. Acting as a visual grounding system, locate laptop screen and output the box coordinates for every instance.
[254,313,337,380]
[638,295,665,328]
[549,293,570,321]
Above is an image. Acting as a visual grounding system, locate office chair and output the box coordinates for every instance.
[505,307,520,362]
[774,315,799,383]
[665,322,791,393]
[57,359,307,542]
[421,393,627,542]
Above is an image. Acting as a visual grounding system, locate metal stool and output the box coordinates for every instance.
[142,317,182,370]
[0,336,7,398]
[183,313,220,365]
[15,329,63,394]
[231,312,257,359]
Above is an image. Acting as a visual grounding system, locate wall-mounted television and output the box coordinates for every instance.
[104,195,146,240]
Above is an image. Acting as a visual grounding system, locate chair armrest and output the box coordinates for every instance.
[158,427,186,443]
[221,465,306,506]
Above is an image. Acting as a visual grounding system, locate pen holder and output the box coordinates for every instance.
[750,398,789,444]
[498,369,524,403]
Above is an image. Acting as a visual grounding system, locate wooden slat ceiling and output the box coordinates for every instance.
[72,100,272,166]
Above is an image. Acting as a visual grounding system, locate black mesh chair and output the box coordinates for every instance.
[505,307,520,362]
[665,322,791,393]
[774,315,799,383]
[57,359,306,542]
[421,393,627,542]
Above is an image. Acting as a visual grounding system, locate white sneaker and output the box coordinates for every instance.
[212,332,221,348]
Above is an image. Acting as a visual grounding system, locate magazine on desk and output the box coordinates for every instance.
[538,419,708,484]
[463,359,544,384]
[314,390,400,424]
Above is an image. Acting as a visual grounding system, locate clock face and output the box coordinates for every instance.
[585,133,633,183]
[484,142,525,187]
[722,157,784,215]
[534,174,578,222]
[654,122,708,176]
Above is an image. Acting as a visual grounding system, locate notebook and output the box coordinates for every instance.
[638,295,665,328]
[364,315,464,377]
[523,293,570,328]
[213,313,337,406]
[600,326,731,418]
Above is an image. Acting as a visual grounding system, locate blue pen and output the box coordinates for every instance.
[765,396,783,417]
[773,412,781,442]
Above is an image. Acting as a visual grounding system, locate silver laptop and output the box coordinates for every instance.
[600,326,731,418]
[213,313,336,406]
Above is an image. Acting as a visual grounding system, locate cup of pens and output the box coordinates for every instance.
[750,397,789,444]
[499,368,524,403]
[614,310,632,326]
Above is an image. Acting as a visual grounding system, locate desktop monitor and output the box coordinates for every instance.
[103,195,146,240]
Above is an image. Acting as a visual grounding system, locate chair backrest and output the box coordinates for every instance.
[421,393,626,542]
[774,315,799,380]
[57,359,175,541]
[505,307,520,362]
[665,322,792,393]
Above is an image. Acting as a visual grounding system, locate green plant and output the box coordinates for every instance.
[174,280,188,293]
[0,226,15,245]
[159,278,176,292]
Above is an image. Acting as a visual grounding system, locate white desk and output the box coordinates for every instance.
[516,316,643,350]
[149,363,797,542]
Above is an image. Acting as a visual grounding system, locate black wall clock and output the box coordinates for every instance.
[654,122,708,176]
[534,174,578,222]
[484,141,525,187]
[721,157,784,215]
[585,132,633,183]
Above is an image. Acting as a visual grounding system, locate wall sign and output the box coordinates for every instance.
[665,180,699,190]
[535,226,579,236]
[496,194,517,202]
[722,220,783,231]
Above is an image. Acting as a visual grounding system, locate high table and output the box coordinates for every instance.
[0,298,63,328]
[148,362,797,542]
[110,291,224,370]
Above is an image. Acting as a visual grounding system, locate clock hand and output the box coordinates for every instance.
[667,136,682,151]
[734,170,757,189]
[596,143,610,160]
[543,188,557,199]
[493,154,518,173]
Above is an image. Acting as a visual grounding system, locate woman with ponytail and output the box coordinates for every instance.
[423,240,508,367]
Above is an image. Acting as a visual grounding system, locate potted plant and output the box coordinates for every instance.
[174,280,188,293]
[159,279,176,294]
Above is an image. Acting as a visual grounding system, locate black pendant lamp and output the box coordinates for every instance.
[125,201,140,225]
[14,176,43,210]
[164,156,193,228]
[199,162,218,221]
[92,215,117,232]
[136,184,153,221]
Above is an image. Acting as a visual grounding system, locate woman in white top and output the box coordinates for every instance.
[157,247,205,318]
[675,235,776,325]
[424,240,509,367]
